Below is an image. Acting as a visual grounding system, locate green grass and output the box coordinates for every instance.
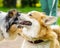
[0,7,42,13]
[57,17,60,25]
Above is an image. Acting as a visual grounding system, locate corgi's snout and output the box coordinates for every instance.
[20,21,32,26]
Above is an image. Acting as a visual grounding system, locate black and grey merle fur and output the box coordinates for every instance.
[0,9,21,39]
[5,9,20,32]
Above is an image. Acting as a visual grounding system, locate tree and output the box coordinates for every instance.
[28,0,38,7]
[21,0,28,8]
[3,0,16,7]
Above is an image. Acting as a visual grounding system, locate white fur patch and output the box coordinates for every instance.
[22,18,40,38]
[19,13,40,41]
[0,12,9,39]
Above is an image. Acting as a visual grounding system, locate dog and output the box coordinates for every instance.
[18,11,60,48]
[0,9,22,40]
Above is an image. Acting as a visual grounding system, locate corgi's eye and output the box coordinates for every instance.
[29,14,32,16]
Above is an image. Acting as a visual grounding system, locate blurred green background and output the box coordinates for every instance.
[0,0,60,12]
[0,0,42,12]
[0,0,60,25]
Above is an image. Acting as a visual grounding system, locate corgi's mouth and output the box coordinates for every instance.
[20,21,32,26]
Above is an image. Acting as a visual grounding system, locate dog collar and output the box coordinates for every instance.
[28,40,44,44]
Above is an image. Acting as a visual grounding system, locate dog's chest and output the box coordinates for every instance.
[21,40,50,48]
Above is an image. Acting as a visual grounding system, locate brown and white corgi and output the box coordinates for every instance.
[19,11,60,48]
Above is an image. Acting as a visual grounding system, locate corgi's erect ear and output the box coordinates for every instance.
[44,16,57,25]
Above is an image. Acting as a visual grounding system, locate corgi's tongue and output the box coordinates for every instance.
[20,21,32,26]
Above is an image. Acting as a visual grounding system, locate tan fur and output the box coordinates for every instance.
[26,11,60,48]
[9,9,17,17]
[8,24,18,39]
[52,26,60,41]
[8,24,22,40]
[7,11,60,48]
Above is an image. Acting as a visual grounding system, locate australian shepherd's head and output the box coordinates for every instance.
[0,9,22,40]
[5,9,20,32]
[5,9,22,39]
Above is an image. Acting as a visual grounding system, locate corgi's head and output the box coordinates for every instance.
[18,11,56,41]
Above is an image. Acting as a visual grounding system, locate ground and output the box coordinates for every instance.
[0,36,24,48]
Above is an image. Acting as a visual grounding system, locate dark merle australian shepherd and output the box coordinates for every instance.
[0,9,21,40]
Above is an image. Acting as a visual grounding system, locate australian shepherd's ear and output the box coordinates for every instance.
[7,9,17,17]
[5,9,17,22]
[6,9,20,18]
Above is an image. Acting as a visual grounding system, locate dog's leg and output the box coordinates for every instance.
[47,32,60,48]
[50,25,60,35]
[50,39,60,48]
